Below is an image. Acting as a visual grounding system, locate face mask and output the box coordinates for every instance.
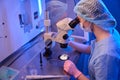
[80,22,92,32]
[80,22,84,30]
[84,25,92,32]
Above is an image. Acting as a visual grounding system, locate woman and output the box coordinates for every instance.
[63,0,120,80]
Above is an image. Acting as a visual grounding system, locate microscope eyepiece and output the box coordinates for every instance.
[69,17,80,28]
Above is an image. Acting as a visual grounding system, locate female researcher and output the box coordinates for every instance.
[63,0,120,80]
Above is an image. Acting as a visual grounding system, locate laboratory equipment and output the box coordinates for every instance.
[43,17,80,57]
[58,54,69,61]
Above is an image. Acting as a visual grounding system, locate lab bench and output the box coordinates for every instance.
[0,37,80,80]
[18,44,80,80]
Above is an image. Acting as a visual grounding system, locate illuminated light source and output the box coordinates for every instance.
[38,0,42,15]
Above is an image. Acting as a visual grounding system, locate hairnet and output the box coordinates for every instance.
[47,0,67,23]
[74,0,117,31]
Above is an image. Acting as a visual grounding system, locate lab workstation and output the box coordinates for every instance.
[0,0,120,80]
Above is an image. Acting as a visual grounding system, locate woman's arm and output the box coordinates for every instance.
[77,73,89,80]
[64,60,89,80]
[68,41,91,54]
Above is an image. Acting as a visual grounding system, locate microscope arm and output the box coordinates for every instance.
[43,17,81,48]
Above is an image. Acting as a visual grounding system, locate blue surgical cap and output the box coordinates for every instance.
[74,0,117,31]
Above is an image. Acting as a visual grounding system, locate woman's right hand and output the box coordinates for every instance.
[63,60,82,78]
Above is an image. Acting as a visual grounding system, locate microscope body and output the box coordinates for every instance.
[43,17,80,57]
[43,18,74,48]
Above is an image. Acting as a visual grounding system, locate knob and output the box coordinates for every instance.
[63,34,69,40]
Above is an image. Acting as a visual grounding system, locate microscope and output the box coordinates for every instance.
[43,14,80,58]
[43,9,80,58]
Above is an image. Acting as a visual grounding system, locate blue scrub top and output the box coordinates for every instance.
[88,29,120,80]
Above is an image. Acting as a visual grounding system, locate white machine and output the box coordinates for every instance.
[43,17,75,48]
[43,11,80,57]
